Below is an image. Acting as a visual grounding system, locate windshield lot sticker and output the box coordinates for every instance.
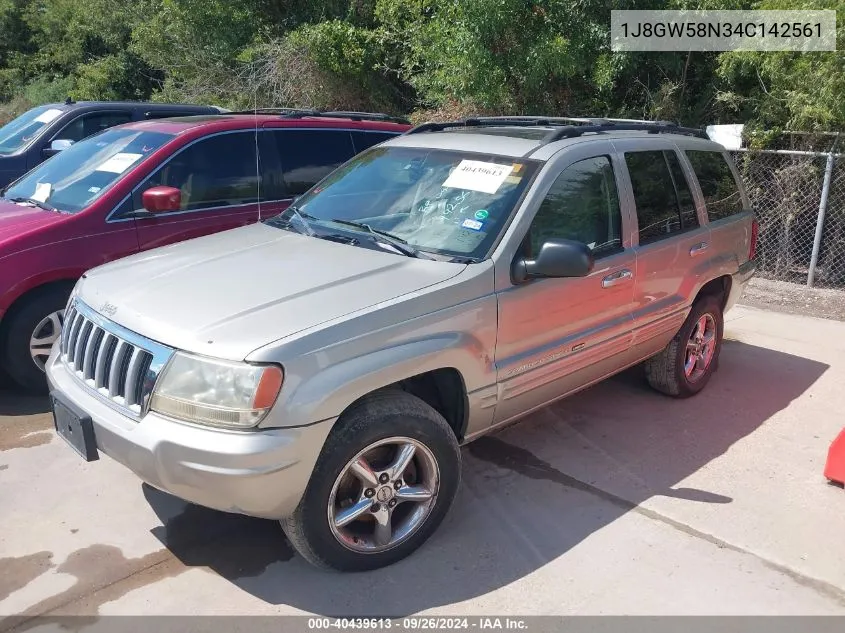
[88,186,102,194]
[34,108,63,124]
[462,218,484,231]
[32,182,52,202]
[96,152,143,174]
[474,209,489,220]
[443,160,514,194]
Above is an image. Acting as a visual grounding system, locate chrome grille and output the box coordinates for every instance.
[60,300,173,417]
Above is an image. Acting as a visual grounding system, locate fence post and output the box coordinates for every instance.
[807,153,836,287]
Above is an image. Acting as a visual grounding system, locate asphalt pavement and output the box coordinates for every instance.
[1,304,844,625]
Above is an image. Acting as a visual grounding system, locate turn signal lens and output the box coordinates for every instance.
[253,366,284,410]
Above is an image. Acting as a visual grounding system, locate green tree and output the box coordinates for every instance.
[717,0,845,130]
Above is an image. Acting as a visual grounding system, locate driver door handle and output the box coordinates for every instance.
[689,242,709,257]
[602,269,633,288]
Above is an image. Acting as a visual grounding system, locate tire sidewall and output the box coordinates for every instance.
[2,288,70,392]
[296,402,460,571]
[674,297,724,396]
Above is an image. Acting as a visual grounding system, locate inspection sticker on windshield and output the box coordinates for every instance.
[443,160,514,194]
[34,108,63,124]
[96,153,143,174]
[461,218,484,231]
[32,183,52,202]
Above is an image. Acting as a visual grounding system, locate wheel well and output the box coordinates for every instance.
[0,280,76,349]
[695,275,732,310]
[381,368,469,442]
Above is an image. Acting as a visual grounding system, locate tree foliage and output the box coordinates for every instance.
[0,0,841,130]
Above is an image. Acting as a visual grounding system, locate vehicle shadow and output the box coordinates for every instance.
[0,373,50,416]
[143,339,828,616]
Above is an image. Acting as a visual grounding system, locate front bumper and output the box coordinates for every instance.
[724,259,757,313]
[46,348,333,519]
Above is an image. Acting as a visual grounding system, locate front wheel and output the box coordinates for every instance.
[644,295,724,398]
[2,287,71,393]
[282,390,461,571]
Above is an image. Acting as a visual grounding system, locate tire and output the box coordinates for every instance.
[282,389,461,571]
[1,287,71,393]
[644,295,724,398]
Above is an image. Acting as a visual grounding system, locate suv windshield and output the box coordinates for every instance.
[3,127,174,213]
[0,105,68,155]
[268,146,539,259]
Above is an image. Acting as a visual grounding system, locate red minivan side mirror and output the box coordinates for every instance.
[142,186,182,213]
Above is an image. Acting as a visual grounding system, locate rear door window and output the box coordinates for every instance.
[625,150,699,244]
[272,130,356,196]
[685,150,745,221]
[53,111,132,143]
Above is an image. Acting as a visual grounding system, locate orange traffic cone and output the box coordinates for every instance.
[824,428,845,486]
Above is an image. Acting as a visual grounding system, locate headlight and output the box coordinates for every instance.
[150,352,283,429]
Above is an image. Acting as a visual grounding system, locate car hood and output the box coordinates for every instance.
[78,223,466,360]
[0,199,66,245]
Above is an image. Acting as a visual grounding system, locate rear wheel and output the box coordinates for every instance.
[282,390,460,571]
[2,287,70,393]
[644,295,723,398]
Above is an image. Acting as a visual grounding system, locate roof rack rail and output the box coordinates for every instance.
[320,111,411,125]
[405,117,707,141]
[228,107,317,116]
[226,108,410,124]
[542,121,707,142]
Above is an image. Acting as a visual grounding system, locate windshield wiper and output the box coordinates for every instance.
[328,219,428,259]
[9,197,57,212]
[272,205,316,236]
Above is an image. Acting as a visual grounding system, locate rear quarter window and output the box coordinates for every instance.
[351,131,399,153]
[272,129,356,196]
[686,150,745,221]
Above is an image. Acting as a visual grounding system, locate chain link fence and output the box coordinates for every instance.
[729,148,845,288]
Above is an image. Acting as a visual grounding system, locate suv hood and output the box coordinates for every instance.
[0,199,65,245]
[78,223,466,360]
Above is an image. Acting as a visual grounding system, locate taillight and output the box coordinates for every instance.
[749,218,759,261]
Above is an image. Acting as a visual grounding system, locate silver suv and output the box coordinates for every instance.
[47,117,757,571]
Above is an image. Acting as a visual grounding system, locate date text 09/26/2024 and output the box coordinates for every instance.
[307,618,528,630]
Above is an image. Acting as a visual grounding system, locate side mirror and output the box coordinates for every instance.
[512,238,595,283]
[141,186,182,213]
[43,139,74,158]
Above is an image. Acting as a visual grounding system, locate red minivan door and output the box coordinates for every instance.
[132,130,290,250]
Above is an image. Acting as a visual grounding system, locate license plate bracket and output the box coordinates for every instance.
[51,392,99,462]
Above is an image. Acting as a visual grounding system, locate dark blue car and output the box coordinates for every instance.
[0,100,223,187]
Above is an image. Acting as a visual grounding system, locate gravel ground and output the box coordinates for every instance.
[739,277,845,322]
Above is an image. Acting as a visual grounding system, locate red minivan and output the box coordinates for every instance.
[0,110,410,390]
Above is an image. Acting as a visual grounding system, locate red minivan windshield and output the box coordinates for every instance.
[3,128,174,213]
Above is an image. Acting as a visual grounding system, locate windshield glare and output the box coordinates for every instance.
[277,147,538,259]
[0,105,67,155]
[3,128,174,213]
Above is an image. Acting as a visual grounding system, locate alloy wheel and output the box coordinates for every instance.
[29,309,65,372]
[684,313,717,383]
[327,436,440,554]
